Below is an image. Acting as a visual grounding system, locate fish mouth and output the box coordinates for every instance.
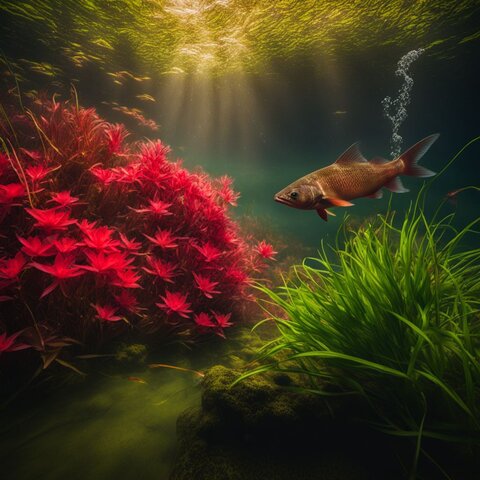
[274,194,293,206]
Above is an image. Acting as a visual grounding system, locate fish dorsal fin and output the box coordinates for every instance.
[335,143,367,165]
[370,156,387,164]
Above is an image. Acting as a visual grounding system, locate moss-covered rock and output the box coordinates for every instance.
[170,365,402,480]
[114,343,148,368]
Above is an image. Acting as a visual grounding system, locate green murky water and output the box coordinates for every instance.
[1,369,200,479]
[1,1,480,478]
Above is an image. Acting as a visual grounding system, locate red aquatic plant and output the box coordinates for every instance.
[81,226,121,251]
[132,195,172,217]
[156,291,192,318]
[193,242,222,263]
[0,252,27,281]
[255,240,278,260]
[48,191,81,208]
[193,272,220,298]
[212,312,233,328]
[143,256,178,283]
[82,251,134,274]
[144,228,179,249]
[0,92,276,373]
[31,254,85,297]
[0,330,31,354]
[93,304,123,322]
[0,183,25,205]
[119,233,142,253]
[52,237,80,254]
[17,235,55,257]
[194,312,216,328]
[114,290,141,313]
[26,207,77,231]
[110,268,142,289]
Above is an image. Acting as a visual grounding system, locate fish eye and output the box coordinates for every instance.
[290,191,298,199]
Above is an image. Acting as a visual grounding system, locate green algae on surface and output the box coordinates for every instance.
[0,0,479,78]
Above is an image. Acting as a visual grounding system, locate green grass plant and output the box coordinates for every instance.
[237,139,480,475]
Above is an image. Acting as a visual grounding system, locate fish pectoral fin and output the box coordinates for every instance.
[324,197,354,207]
[325,209,336,216]
[367,190,383,199]
[316,208,328,221]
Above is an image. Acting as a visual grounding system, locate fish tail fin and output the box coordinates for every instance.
[400,134,439,178]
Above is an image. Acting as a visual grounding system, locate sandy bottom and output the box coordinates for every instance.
[0,367,201,480]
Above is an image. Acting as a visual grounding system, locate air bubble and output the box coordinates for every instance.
[382,48,425,158]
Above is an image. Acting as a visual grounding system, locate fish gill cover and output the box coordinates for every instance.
[0,92,276,371]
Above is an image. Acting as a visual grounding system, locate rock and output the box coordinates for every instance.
[114,343,147,369]
[170,365,401,480]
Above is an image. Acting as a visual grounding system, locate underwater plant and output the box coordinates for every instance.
[238,141,480,474]
[0,92,275,371]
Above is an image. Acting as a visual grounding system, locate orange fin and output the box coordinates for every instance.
[335,143,367,165]
[316,208,328,221]
[325,197,354,207]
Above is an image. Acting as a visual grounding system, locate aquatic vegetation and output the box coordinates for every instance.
[0,93,275,370]
[240,144,480,471]
[0,330,30,353]
[0,1,479,78]
[115,343,148,366]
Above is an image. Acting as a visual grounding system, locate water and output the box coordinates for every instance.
[1,1,480,478]
[0,369,200,480]
[1,2,480,251]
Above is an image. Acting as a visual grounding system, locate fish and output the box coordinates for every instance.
[274,134,439,221]
[148,363,205,378]
[446,186,480,205]
[127,376,147,384]
[136,94,156,102]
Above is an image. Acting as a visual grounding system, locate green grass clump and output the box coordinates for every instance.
[239,160,480,472]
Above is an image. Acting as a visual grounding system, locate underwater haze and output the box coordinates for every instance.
[1,1,480,479]
[1,0,479,250]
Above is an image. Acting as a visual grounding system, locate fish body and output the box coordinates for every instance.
[274,134,439,221]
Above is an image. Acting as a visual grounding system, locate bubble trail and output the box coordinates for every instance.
[382,48,425,158]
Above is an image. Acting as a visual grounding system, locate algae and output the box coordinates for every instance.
[170,365,402,480]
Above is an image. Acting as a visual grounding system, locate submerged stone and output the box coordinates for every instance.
[170,365,402,480]
[115,343,148,368]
